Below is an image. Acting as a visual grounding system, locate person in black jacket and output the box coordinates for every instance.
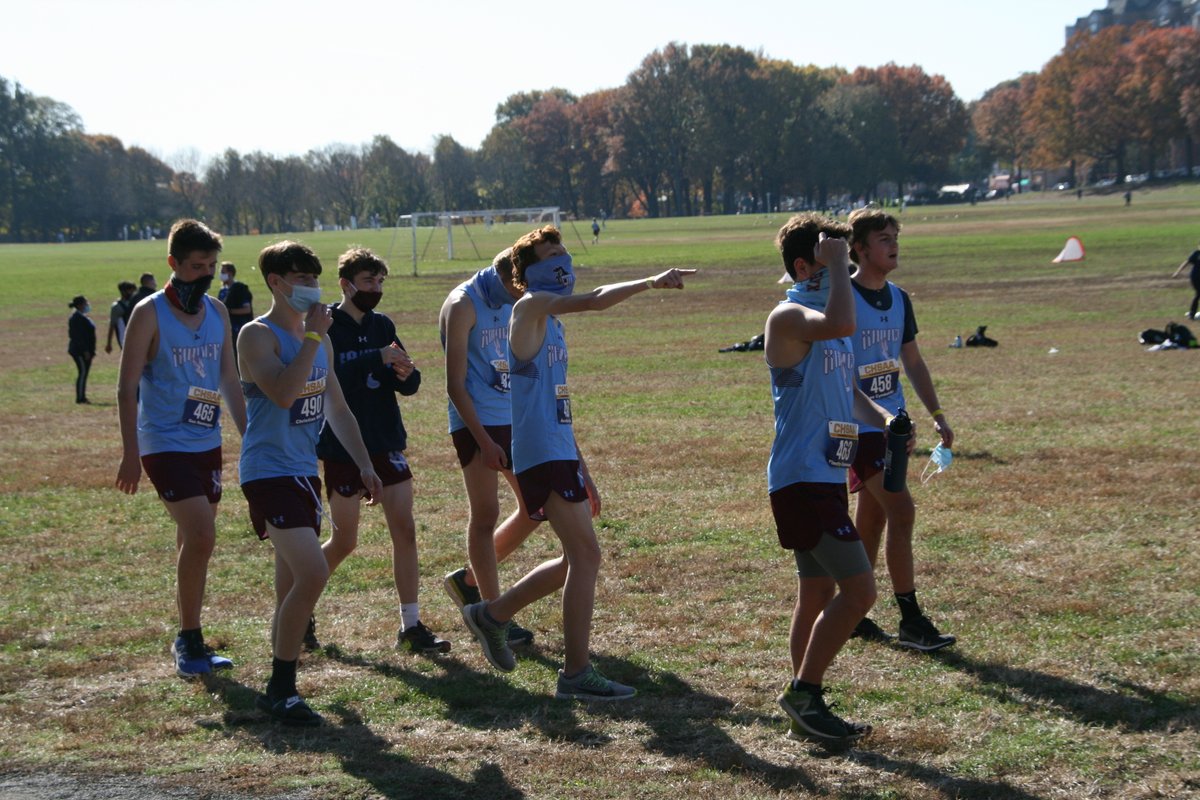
[67,295,96,403]
[314,247,451,654]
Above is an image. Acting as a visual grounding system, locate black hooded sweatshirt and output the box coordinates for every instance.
[316,304,420,462]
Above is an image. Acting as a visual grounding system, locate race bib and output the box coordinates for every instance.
[555,383,572,424]
[182,386,221,429]
[825,420,859,468]
[858,358,900,400]
[290,377,326,426]
[490,359,510,393]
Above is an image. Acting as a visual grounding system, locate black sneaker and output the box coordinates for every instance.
[786,717,872,744]
[778,684,865,745]
[397,621,452,654]
[850,617,895,644]
[898,615,956,652]
[443,568,481,610]
[302,616,321,651]
[256,693,322,727]
[507,621,534,647]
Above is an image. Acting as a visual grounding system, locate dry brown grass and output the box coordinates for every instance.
[1,205,1198,799]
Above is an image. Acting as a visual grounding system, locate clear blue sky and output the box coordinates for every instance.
[1,0,1092,168]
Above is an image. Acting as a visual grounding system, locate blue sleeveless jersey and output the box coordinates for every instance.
[137,292,225,455]
[509,316,574,472]
[239,318,328,482]
[766,314,859,491]
[447,270,513,432]
[852,282,906,433]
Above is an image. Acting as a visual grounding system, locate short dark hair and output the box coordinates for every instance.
[848,207,901,263]
[257,240,322,282]
[337,247,388,281]
[70,295,87,309]
[167,219,222,262]
[220,261,236,276]
[510,226,562,292]
[117,281,136,293]
[776,213,851,279]
[139,272,156,285]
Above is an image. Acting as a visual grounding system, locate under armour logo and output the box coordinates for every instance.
[358,336,368,343]
[879,315,888,322]
[272,515,285,525]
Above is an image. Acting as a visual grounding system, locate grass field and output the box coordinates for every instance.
[1,187,1198,799]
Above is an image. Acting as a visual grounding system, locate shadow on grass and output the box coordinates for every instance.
[936,650,1198,732]
[330,645,824,791]
[195,651,1059,799]
[846,750,1046,800]
[199,670,524,799]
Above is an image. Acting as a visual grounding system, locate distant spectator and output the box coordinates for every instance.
[67,295,96,404]
[105,281,137,353]
[1171,243,1200,319]
[217,262,253,356]
[132,272,157,306]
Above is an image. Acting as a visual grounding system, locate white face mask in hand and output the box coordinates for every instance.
[920,443,953,484]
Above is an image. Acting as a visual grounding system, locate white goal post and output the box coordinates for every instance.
[387,207,564,275]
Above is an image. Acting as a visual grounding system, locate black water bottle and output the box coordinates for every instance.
[883,409,912,493]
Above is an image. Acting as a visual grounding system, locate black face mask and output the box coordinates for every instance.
[350,289,382,313]
[167,273,214,314]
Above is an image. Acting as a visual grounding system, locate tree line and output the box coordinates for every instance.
[2,25,1198,243]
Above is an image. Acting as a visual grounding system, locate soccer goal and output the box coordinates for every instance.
[387,207,590,275]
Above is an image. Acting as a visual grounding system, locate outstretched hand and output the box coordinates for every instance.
[648,268,697,289]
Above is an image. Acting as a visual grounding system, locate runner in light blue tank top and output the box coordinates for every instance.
[509,315,574,472]
[458,225,696,701]
[447,265,513,433]
[114,219,246,682]
[236,239,382,727]
[138,292,226,455]
[239,317,328,482]
[767,331,858,492]
[850,282,906,434]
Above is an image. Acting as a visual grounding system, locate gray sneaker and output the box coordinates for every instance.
[555,664,636,701]
[462,602,514,672]
[778,684,866,745]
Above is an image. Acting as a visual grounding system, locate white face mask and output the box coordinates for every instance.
[284,282,322,314]
[220,272,232,284]
[920,443,953,484]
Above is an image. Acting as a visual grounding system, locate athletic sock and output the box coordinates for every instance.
[179,627,204,648]
[895,591,922,623]
[791,679,821,694]
[400,603,420,631]
[267,657,298,701]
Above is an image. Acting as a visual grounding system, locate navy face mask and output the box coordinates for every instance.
[524,254,576,296]
[167,273,214,314]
